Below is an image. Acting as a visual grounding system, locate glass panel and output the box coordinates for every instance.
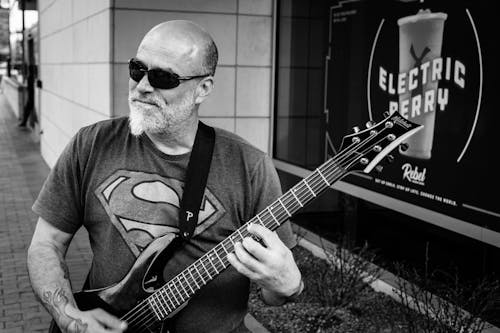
[274,0,329,170]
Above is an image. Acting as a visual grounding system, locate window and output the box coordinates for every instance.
[273,0,330,170]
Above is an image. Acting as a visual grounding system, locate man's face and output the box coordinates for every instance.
[128,36,202,136]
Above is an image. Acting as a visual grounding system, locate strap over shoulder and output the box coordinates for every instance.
[179,121,216,241]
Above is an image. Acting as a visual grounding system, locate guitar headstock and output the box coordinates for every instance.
[338,112,423,174]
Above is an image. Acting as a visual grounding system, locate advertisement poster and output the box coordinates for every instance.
[326,0,499,231]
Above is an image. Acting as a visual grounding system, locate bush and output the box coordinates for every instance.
[249,238,500,333]
[310,238,382,309]
[393,263,500,333]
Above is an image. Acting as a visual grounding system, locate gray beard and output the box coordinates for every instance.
[128,95,195,137]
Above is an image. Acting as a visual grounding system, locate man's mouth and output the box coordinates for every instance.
[133,98,157,106]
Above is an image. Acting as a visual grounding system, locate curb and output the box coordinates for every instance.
[245,313,270,333]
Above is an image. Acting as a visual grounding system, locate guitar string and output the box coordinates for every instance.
[125,129,389,332]
[124,129,389,331]
[125,128,391,331]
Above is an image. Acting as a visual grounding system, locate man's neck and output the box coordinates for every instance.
[145,117,199,155]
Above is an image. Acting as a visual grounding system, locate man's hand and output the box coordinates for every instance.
[227,223,302,304]
[61,303,127,333]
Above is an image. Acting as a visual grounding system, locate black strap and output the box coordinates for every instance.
[179,121,215,241]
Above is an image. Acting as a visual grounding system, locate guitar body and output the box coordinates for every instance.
[48,233,180,333]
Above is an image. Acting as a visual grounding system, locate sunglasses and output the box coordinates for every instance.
[128,58,211,89]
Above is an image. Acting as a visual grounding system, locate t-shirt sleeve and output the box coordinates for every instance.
[32,133,84,234]
[251,155,296,249]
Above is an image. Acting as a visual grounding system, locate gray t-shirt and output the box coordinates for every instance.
[33,117,295,333]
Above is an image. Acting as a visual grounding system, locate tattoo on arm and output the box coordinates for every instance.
[28,242,86,333]
[42,288,88,333]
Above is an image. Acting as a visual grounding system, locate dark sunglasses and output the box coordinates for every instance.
[128,58,210,89]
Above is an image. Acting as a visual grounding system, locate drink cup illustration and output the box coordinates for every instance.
[398,9,447,159]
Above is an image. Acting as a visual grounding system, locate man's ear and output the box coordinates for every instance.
[195,76,214,104]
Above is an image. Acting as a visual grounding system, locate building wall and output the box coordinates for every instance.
[38,0,275,168]
[38,0,112,167]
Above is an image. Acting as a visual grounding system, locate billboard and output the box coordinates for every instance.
[326,0,499,232]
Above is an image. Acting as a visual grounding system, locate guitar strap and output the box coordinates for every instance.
[160,121,215,333]
[178,121,216,241]
[82,121,215,293]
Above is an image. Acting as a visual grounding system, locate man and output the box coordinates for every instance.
[27,20,303,333]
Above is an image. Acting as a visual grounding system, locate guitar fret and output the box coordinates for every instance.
[156,294,167,316]
[158,289,172,313]
[194,264,206,285]
[188,268,200,289]
[167,284,181,305]
[231,235,243,246]
[256,214,266,227]
[148,297,162,320]
[230,235,239,246]
[267,206,280,226]
[278,197,291,217]
[160,290,172,313]
[152,296,163,317]
[162,287,175,310]
[236,228,244,241]
[291,189,303,207]
[173,281,185,302]
[317,168,330,186]
[200,260,213,279]
[220,242,230,255]
[208,253,219,273]
[214,248,226,268]
[182,273,195,294]
[304,180,317,197]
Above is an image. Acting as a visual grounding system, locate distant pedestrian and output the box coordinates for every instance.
[18,64,36,128]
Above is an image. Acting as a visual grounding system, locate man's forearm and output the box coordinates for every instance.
[27,243,88,332]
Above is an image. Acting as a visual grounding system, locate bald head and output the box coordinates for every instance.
[139,20,218,76]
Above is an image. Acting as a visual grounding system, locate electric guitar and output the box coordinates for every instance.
[49,112,422,333]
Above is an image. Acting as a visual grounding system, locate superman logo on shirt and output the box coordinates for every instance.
[95,170,225,257]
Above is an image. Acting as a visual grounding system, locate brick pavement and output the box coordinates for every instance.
[0,93,92,332]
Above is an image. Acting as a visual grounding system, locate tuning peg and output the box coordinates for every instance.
[366,120,376,128]
[375,165,384,173]
[353,126,360,133]
[386,154,394,163]
[400,143,409,152]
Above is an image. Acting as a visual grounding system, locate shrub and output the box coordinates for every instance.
[393,263,500,333]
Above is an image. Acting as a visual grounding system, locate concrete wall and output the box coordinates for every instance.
[38,0,112,167]
[38,0,275,167]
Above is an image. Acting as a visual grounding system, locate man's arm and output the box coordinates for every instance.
[27,217,127,333]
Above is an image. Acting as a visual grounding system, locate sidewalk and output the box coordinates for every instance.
[0,93,92,332]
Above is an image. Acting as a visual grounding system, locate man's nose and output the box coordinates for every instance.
[135,74,154,93]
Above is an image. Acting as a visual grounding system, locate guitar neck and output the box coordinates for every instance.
[131,155,347,322]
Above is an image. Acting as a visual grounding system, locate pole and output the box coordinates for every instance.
[21,0,25,82]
